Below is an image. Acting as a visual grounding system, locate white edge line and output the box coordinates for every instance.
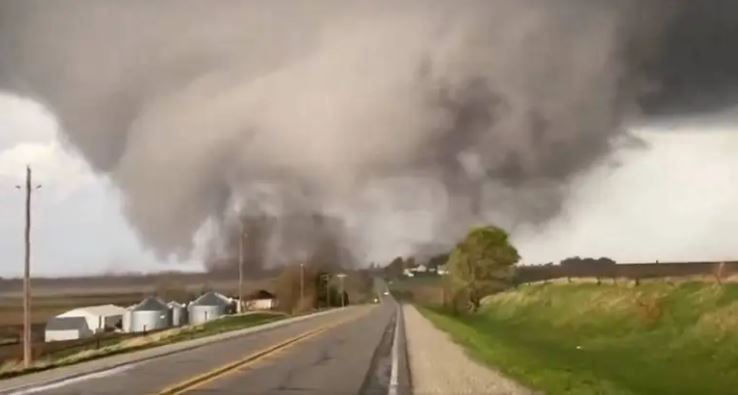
[7,363,139,395]
[0,308,345,395]
[388,302,401,395]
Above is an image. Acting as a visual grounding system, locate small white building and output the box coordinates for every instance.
[45,317,93,342]
[245,290,278,311]
[411,264,428,273]
[45,304,126,342]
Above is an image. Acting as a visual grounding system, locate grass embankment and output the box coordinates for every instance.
[419,282,738,395]
[0,312,285,379]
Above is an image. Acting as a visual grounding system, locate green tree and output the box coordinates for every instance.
[448,226,520,312]
[384,256,405,279]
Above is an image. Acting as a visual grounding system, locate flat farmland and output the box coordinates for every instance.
[0,273,275,345]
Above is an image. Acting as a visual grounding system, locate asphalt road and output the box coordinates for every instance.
[11,297,406,395]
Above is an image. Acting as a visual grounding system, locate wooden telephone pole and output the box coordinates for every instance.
[238,220,245,313]
[19,166,39,368]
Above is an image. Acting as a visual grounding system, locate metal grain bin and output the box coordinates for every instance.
[130,297,171,333]
[188,292,230,325]
[122,305,135,333]
[168,301,188,327]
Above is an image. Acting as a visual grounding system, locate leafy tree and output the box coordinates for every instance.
[427,253,450,271]
[384,256,405,279]
[448,226,520,312]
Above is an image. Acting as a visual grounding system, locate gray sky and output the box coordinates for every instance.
[0,94,202,277]
[1,92,737,277]
[2,2,738,277]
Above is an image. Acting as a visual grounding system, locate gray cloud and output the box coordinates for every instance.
[0,1,735,266]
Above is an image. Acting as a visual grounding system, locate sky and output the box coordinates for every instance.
[1,92,737,277]
[0,94,202,277]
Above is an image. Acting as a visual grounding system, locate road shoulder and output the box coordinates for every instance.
[403,305,533,395]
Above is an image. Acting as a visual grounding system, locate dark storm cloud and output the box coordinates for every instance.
[641,0,738,115]
[0,0,735,266]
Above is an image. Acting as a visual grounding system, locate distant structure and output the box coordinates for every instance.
[168,301,188,327]
[121,304,136,333]
[245,290,278,310]
[44,304,126,342]
[45,317,92,342]
[129,297,171,333]
[189,291,232,325]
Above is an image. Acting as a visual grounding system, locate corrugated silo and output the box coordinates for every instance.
[122,305,135,333]
[130,297,171,333]
[189,292,230,325]
[168,301,188,326]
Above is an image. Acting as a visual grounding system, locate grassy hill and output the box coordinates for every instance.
[419,281,738,394]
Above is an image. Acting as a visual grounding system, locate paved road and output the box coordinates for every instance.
[8,298,407,395]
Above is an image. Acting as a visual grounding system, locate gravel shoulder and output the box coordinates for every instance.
[403,305,534,395]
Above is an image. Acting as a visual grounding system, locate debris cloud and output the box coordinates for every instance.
[0,0,736,266]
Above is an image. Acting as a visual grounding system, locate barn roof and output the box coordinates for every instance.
[248,289,275,300]
[46,316,89,331]
[59,304,126,318]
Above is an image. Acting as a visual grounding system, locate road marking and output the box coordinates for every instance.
[158,308,372,395]
[7,364,139,395]
[388,303,401,395]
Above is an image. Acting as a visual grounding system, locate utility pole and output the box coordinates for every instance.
[337,273,347,308]
[299,263,305,304]
[321,274,331,308]
[17,166,40,369]
[238,220,245,313]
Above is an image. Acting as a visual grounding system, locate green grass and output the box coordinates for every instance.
[419,282,738,395]
[0,313,285,379]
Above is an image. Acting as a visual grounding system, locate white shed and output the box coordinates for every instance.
[245,290,278,311]
[56,304,126,334]
[45,316,94,342]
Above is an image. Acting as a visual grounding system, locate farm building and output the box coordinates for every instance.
[45,304,126,342]
[245,290,278,310]
[129,297,171,333]
[45,317,93,342]
[122,304,136,333]
[189,291,233,325]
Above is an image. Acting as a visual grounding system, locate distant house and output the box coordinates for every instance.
[437,264,449,276]
[245,290,278,311]
[45,317,93,342]
[403,269,415,278]
[411,264,428,273]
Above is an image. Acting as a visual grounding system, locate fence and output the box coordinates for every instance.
[514,261,738,284]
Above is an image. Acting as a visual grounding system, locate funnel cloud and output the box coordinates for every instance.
[1,1,736,267]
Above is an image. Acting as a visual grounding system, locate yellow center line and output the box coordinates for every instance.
[157,306,374,395]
